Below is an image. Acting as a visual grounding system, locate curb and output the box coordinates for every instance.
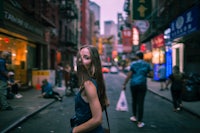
[120,72,200,118]
[1,100,56,133]
[148,89,200,119]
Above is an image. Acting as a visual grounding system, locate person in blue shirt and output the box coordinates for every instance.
[0,51,13,111]
[41,79,62,101]
[158,64,167,91]
[123,51,153,128]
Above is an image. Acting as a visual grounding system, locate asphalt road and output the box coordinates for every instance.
[9,73,200,133]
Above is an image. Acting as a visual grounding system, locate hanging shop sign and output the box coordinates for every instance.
[122,29,132,53]
[151,34,164,48]
[133,20,149,34]
[170,4,200,40]
[132,0,152,19]
[132,26,139,45]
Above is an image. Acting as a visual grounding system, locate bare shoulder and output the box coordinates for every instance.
[84,80,94,88]
[83,80,97,95]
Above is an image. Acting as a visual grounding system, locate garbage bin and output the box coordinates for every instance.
[182,73,200,102]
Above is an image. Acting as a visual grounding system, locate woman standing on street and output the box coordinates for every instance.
[70,45,109,133]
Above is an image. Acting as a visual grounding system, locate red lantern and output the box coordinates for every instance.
[4,38,10,43]
[140,44,146,52]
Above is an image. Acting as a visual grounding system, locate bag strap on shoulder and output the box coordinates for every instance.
[104,107,110,131]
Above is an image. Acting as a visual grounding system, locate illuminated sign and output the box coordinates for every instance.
[170,4,200,40]
[151,34,164,48]
[132,27,139,45]
[132,0,152,19]
[122,29,132,53]
[133,20,149,34]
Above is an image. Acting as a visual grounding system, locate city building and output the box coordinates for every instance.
[0,0,58,85]
[0,0,80,87]
[59,0,79,68]
[123,0,200,79]
[89,1,101,46]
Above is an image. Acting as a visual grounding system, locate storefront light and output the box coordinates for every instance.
[4,37,10,43]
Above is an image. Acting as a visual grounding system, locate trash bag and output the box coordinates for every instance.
[182,73,200,102]
[182,84,200,102]
[116,90,128,111]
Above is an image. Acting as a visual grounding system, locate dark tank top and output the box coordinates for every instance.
[74,78,104,133]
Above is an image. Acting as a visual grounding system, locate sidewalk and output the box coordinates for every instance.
[0,86,66,133]
[0,77,200,133]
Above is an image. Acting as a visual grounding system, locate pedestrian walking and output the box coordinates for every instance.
[64,64,71,89]
[158,64,167,91]
[166,66,185,112]
[64,65,78,96]
[0,51,13,111]
[123,51,153,128]
[56,63,63,87]
[70,45,109,133]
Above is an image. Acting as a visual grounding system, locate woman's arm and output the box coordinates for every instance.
[72,80,102,133]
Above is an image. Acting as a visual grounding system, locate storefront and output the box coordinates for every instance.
[164,28,172,78]
[170,3,200,74]
[140,41,152,63]
[151,34,165,81]
[0,1,47,85]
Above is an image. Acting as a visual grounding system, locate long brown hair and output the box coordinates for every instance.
[76,45,107,110]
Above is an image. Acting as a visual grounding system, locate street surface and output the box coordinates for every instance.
[9,73,200,133]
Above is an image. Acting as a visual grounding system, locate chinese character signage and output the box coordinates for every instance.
[122,29,132,46]
[151,34,164,48]
[132,0,152,19]
[170,4,200,40]
[122,29,132,53]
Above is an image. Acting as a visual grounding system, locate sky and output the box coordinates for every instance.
[90,0,125,34]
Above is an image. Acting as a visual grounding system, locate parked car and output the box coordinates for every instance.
[102,67,110,73]
[110,66,118,74]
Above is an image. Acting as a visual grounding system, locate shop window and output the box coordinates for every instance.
[0,34,27,83]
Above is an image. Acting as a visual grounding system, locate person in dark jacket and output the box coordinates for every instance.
[7,71,23,99]
[0,51,13,111]
[166,66,185,112]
